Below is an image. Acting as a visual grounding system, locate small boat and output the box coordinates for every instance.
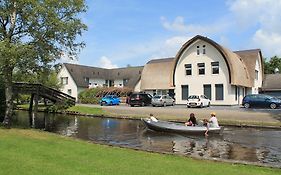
[142,118,224,135]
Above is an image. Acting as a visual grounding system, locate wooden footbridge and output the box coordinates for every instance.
[13,82,76,113]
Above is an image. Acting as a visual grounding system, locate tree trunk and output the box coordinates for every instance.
[2,69,13,128]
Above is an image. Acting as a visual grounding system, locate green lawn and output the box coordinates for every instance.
[0,129,280,175]
[67,106,105,115]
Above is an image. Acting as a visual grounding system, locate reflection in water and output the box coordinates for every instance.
[11,111,281,167]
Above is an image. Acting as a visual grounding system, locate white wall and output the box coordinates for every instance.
[174,39,239,105]
[89,78,106,88]
[114,79,124,87]
[57,65,78,100]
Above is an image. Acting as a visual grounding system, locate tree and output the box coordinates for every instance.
[0,0,87,128]
[264,56,281,74]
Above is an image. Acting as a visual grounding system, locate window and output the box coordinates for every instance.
[67,89,72,95]
[60,77,68,85]
[255,70,258,80]
[84,77,89,84]
[203,84,211,100]
[203,45,206,54]
[196,46,200,55]
[198,63,205,75]
[185,64,192,75]
[215,84,224,100]
[211,62,219,74]
[123,79,128,86]
[181,85,189,100]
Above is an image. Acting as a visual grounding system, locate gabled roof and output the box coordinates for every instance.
[140,57,175,90]
[261,74,281,90]
[172,35,253,87]
[63,63,143,88]
[234,49,263,86]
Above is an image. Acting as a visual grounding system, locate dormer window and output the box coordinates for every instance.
[255,70,258,80]
[203,45,206,54]
[197,46,200,55]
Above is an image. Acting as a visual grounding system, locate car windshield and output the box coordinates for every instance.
[153,95,161,99]
[188,95,199,99]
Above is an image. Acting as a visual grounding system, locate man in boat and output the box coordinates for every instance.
[185,113,198,126]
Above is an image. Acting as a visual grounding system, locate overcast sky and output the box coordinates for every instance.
[61,0,281,68]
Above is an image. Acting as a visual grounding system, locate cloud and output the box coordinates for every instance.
[60,52,79,64]
[160,16,231,36]
[252,30,281,57]
[98,56,118,69]
[229,0,281,56]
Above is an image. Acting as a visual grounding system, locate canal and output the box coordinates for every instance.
[11,111,281,168]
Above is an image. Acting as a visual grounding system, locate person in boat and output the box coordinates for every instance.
[204,112,219,136]
[203,119,210,136]
[209,112,219,128]
[185,113,197,126]
[149,113,158,122]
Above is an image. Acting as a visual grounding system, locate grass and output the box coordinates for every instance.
[0,128,280,175]
[67,106,105,115]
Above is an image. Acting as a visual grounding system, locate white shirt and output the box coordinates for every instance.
[209,116,219,128]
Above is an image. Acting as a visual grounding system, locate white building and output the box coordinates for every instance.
[138,35,263,105]
[58,63,143,99]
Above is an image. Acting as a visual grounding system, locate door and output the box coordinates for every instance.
[181,85,189,100]
[203,84,211,100]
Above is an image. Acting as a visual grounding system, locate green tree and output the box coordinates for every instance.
[0,0,87,128]
[264,56,281,74]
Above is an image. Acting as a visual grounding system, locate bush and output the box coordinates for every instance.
[78,87,133,104]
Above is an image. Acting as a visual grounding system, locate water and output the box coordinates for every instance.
[11,111,281,168]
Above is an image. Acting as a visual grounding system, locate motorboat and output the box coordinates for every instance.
[142,118,223,135]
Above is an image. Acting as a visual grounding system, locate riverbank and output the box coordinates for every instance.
[0,128,280,175]
[17,104,281,128]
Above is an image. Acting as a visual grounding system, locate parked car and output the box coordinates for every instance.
[129,93,152,107]
[242,94,281,109]
[152,95,175,107]
[187,95,210,108]
[100,95,120,106]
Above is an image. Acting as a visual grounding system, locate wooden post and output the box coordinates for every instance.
[29,94,34,112]
[34,94,39,115]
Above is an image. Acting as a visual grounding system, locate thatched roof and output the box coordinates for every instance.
[234,49,263,87]
[63,63,143,88]
[140,58,175,90]
[172,35,253,87]
[261,74,281,91]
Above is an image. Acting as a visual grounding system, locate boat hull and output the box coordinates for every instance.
[142,118,223,135]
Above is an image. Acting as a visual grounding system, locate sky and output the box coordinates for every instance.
[61,0,281,68]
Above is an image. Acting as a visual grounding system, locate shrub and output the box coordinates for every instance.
[78,87,132,104]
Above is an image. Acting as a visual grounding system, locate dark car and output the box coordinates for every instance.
[242,94,281,109]
[129,93,152,107]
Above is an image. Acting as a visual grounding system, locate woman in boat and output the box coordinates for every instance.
[185,113,197,126]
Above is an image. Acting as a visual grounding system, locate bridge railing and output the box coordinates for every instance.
[13,82,75,105]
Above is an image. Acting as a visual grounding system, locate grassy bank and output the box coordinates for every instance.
[0,129,280,175]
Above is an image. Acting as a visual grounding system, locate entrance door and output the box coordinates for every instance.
[204,84,211,100]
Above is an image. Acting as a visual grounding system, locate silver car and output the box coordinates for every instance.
[152,95,175,107]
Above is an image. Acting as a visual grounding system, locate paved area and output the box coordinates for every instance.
[78,103,281,126]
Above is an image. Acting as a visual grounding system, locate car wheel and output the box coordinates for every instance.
[200,103,203,108]
[244,103,250,108]
[141,102,145,107]
[163,102,166,107]
[172,102,175,106]
[152,104,155,107]
[270,103,277,109]
[130,104,134,107]
[207,102,210,107]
